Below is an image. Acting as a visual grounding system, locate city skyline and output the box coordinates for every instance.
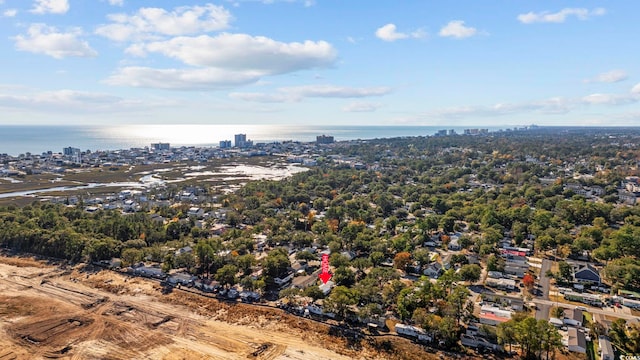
[0,0,639,126]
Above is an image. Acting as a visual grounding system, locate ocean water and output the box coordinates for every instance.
[0,125,503,156]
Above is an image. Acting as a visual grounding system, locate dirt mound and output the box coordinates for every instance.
[10,315,93,348]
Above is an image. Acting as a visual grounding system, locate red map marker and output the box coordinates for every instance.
[319,253,331,284]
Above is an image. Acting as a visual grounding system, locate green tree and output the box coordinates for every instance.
[323,285,357,320]
[216,264,238,288]
[303,285,325,300]
[558,261,573,282]
[437,316,459,348]
[458,264,481,282]
[497,320,517,353]
[333,266,355,286]
[551,306,564,319]
[437,269,460,295]
[446,285,470,325]
[121,248,144,267]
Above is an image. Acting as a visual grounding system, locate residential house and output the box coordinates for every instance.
[187,207,204,218]
[319,280,335,296]
[567,328,586,353]
[179,191,196,202]
[563,308,584,327]
[175,246,193,257]
[618,189,639,205]
[504,263,528,278]
[448,237,461,251]
[340,251,356,261]
[460,335,502,351]
[210,223,228,236]
[598,336,614,360]
[239,291,261,303]
[167,272,196,286]
[485,278,516,290]
[481,294,524,311]
[479,305,512,326]
[573,264,601,284]
[274,272,294,287]
[423,262,443,278]
[133,266,166,279]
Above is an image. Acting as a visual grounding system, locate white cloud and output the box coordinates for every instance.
[581,93,637,106]
[30,0,69,14]
[104,66,265,90]
[429,98,573,119]
[517,8,606,24]
[343,102,381,112]
[403,87,640,123]
[375,24,407,41]
[226,0,315,6]
[13,24,98,59]
[108,0,124,6]
[229,92,292,103]
[3,9,17,17]
[285,85,391,98]
[95,4,232,42]
[375,23,425,42]
[130,33,336,73]
[230,85,391,102]
[438,20,477,39]
[585,69,628,83]
[0,88,169,114]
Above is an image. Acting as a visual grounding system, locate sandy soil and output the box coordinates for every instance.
[0,255,440,360]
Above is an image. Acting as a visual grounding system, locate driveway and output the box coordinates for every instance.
[535,258,552,320]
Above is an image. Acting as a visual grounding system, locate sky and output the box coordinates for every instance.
[0,0,639,127]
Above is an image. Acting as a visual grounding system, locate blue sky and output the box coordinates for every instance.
[0,0,638,126]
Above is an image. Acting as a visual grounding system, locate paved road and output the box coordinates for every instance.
[531,298,639,320]
[535,258,552,320]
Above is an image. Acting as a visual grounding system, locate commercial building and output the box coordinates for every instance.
[151,143,170,151]
[316,135,334,144]
[234,134,253,148]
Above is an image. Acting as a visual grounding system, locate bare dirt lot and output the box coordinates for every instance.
[0,255,444,360]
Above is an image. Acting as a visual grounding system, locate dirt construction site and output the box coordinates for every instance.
[0,255,446,360]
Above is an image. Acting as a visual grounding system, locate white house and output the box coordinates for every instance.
[319,280,335,296]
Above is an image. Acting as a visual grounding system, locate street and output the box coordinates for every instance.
[531,298,639,321]
[535,258,552,320]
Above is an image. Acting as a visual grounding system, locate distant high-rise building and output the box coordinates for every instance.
[234,134,246,147]
[63,147,80,156]
[219,140,232,149]
[436,130,447,136]
[234,134,253,148]
[151,143,170,151]
[63,147,81,163]
[448,129,456,136]
[316,135,334,144]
